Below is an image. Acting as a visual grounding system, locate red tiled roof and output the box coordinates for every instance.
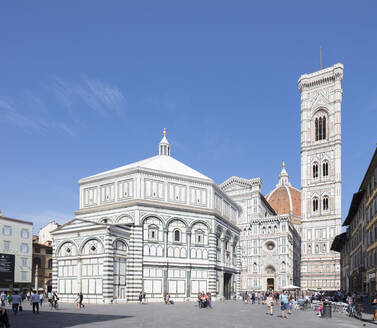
[266,186,301,217]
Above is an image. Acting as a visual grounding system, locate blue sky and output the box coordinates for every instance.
[1,1,376,233]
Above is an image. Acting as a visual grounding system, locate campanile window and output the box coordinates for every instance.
[313,198,319,213]
[315,115,327,141]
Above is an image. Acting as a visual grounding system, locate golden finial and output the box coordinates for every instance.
[163,128,166,136]
[282,161,285,168]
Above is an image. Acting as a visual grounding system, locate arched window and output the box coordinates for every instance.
[323,196,329,211]
[253,263,257,272]
[315,118,319,141]
[313,197,319,213]
[318,117,323,140]
[195,230,204,244]
[323,161,329,177]
[81,239,104,255]
[322,243,327,253]
[307,244,312,254]
[281,261,286,272]
[174,229,181,242]
[315,115,327,141]
[148,225,158,241]
[313,163,318,179]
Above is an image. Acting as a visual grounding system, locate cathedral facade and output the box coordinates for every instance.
[52,63,343,303]
[220,172,301,292]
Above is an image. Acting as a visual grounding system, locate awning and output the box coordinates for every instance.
[330,232,347,252]
[343,190,365,226]
[282,284,300,290]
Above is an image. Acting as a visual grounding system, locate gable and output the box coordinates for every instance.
[51,218,101,234]
[221,181,251,193]
[311,91,329,109]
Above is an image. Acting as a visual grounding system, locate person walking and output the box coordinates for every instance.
[6,295,10,307]
[0,293,5,307]
[138,292,143,304]
[11,292,21,315]
[164,293,170,305]
[52,292,59,309]
[31,290,40,314]
[266,293,274,316]
[279,290,289,319]
[207,292,212,309]
[372,295,377,321]
[79,292,84,308]
[0,306,10,328]
[39,292,44,307]
[75,293,81,309]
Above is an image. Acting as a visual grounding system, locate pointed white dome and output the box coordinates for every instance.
[80,129,212,183]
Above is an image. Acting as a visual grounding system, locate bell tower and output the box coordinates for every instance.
[298,63,343,290]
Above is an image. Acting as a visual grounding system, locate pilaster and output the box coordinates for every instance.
[127,225,143,301]
[102,229,114,303]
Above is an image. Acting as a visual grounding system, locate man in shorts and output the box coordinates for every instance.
[11,292,22,315]
[279,290,289,319]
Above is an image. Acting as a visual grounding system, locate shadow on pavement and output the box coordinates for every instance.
[8,309,133,328]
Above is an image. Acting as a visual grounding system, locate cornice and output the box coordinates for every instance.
[298,63,344,93]
[219,176,262,190]
[75,199,240,232]
[79,167,213,186]
[300,140,342,153]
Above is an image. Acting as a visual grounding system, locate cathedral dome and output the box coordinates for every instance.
[265,163,301,217]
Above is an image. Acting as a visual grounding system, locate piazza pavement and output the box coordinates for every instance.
[6,301,375,328]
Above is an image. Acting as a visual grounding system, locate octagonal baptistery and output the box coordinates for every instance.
[265,163,302,222]
[51,130,241,304]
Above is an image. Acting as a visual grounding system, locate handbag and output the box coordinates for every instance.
[19,305,23,311]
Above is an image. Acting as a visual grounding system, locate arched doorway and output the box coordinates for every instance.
[265,265,276,291]
[224,273,232,300]
[267,278,274,290]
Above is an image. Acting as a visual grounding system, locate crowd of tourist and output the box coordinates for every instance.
[1,286,375,325]
[197,292,212,309]
[240,289,297,319]
[0,289,62,327]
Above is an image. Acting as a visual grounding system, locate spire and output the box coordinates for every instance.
[159,128,171,156]
[277,161,291,187]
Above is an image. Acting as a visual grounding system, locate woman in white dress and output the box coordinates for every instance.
[266,293,274,316]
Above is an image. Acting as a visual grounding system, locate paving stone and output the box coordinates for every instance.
[4,301,374,328]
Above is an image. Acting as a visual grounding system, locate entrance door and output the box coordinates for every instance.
[267,278,274,290]
[224,273,232,300]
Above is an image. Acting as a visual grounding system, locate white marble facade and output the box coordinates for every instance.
[298,63,343,290]
[220,175,301,292]
[52,133,240,303]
